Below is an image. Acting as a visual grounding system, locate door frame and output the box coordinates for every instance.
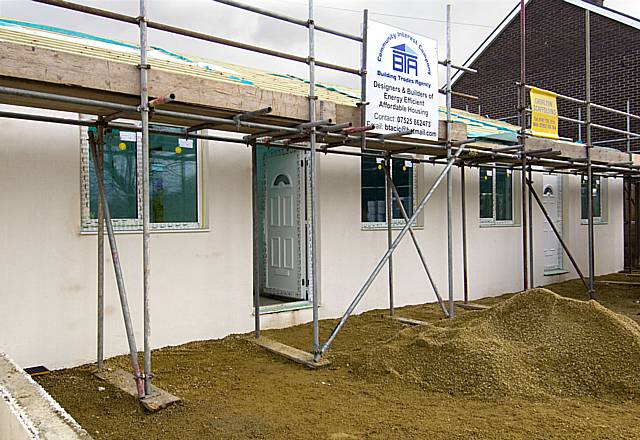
[542,173,565,274]
[254,146,310,307]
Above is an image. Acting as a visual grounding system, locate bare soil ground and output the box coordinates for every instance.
[37,276,640,439]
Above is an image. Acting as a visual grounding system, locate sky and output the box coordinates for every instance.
[0,0,638,89]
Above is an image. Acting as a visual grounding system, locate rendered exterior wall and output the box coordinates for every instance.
[0,107,624,369]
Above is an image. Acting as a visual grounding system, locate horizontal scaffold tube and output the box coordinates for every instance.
[0,108,635,179]
[212,0,363,42]
[33,0,360,75]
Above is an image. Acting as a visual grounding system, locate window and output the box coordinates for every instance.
[581,175,603,222]
[81,124,202,231]
[479,166,513,224]
[361,157,415,226]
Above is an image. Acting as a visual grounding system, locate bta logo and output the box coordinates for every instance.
[391,43,418,76]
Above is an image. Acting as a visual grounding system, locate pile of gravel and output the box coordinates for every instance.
[354,288,640,399]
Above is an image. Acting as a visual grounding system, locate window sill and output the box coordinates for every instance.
[362,222,422,231]
[544,268,569,276]
[479,222,519,228]
[80,227,210,235]
[257,300,314,315]
[580,220,607,225]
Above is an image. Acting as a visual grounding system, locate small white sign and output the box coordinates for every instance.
[366,20,439,141]
[376,157,385,164]
[178,138,194,149]
[487,170,493,177]
[119,131,137,142]
[404,160,413,168]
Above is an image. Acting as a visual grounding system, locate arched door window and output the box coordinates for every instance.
[272,173,292,187]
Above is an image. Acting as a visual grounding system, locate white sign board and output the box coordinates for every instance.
[366,20,439,141]
[119,131,137,142]
[178,138,194,149]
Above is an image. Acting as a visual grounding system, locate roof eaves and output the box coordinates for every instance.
[564,0,640,30]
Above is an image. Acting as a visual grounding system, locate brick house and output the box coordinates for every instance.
[452,0,640,269]
[452,0,640,150]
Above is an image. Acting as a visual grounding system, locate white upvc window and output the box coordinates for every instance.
[361,156,418,229]
[479,166,514,226]
[581,175,606,224]
[80,123,205,232]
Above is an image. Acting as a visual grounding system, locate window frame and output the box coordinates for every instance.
[80,122,205,232]
[479,166,515,227]
[580,175,606,225]
[361,157,419,230]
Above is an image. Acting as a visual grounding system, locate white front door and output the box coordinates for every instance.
[263,149,305,299]
[542,174,563,272]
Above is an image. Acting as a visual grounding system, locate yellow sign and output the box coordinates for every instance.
[530,87,559,139]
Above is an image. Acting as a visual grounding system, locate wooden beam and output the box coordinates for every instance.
[384,315,429,326]
[253,337,330,369]
[0,41,466,146]
[95,369,180,412]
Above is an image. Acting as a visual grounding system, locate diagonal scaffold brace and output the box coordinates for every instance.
[318,142,468,357]
[382,164,450,318]
[88,130,145,399]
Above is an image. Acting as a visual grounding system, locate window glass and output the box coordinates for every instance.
[480,166,513,223]
[495,169,513,221]
[581,176,602,219]
[361,157,386,222]
[149,128,198,223]
[392,159,414,219]
[479,167,493,219]
[89,127,137,219]
[361,157,414,223]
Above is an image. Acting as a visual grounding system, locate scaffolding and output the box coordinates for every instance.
[0,0,639,406]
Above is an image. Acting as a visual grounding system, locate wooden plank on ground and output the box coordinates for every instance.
[95,368,180,412]
[458,303,491,311]
[384,315,429,326]
[254,337,330,369]
[596,280,640,286]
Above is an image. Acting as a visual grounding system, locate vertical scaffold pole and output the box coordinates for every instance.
[460,163,469,304]
[636,182,640,269]
[519,0,529,291]
[252,142,261,337]
[96,122,105,370]
[528,166,534,287]
[578,108,583,142]
[627,100,632,160]
[385,153,394,316]
[626,99,632,273]
[139,0,153,395]
[360,9,368,151]
[89,132,145,398]
[585,9,596,298]
[308,0,320,361]
[445,4,454,318]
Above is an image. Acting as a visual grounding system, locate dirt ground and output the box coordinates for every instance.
[37,275,640,439]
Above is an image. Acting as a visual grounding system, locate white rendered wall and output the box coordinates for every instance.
[0,107,625,369]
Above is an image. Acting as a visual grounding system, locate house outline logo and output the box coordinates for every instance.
[391,43,418,76]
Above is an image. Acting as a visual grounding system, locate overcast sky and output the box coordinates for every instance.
[0,0,638,89]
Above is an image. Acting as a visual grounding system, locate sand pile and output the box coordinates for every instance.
[354,288,640,399]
